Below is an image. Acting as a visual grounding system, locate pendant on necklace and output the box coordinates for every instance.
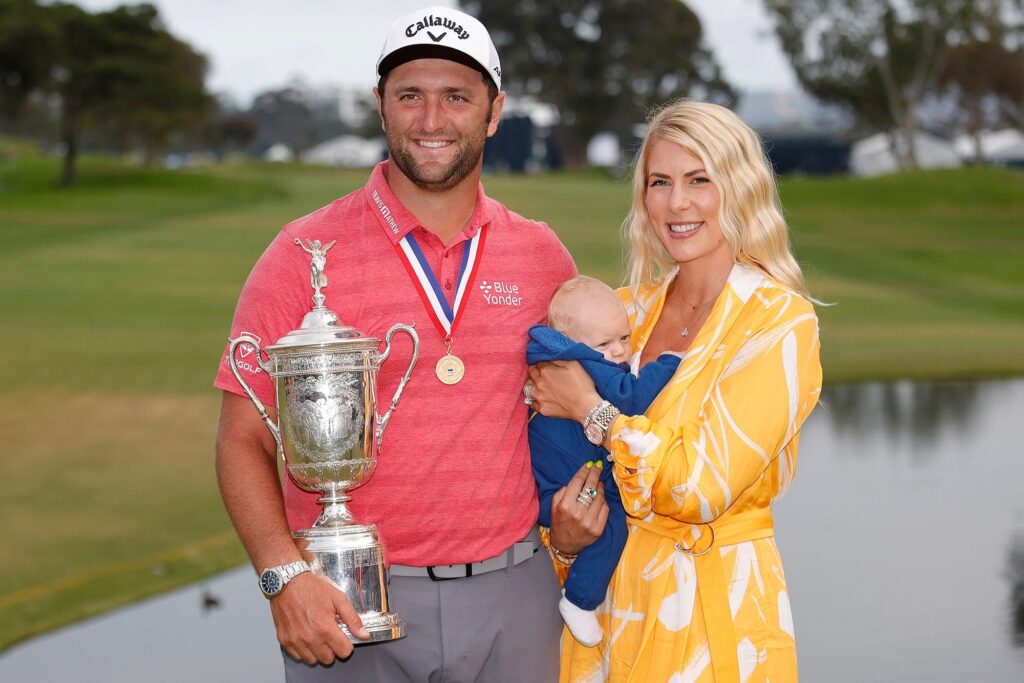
[682,327,690,337]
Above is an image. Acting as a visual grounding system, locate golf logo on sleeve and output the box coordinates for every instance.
[231,332,263,374]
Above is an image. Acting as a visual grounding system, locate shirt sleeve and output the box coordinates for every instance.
[610,305,822,524]
[557,233,579,280]
[212,228,310,408]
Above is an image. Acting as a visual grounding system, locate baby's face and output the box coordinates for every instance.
[574,295,632,364]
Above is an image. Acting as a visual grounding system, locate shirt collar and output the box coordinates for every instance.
[363,161,497,245]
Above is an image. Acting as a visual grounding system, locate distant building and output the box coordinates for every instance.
[481,98,561,172]
[761,132,850,176]
[484,115,535,173]
[737,90,849,134]
[739,90,851,176]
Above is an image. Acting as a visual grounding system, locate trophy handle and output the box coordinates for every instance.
[375,323,419,450]
[228,335,285,462]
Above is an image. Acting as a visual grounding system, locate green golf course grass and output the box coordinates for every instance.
[1,147,1021,649]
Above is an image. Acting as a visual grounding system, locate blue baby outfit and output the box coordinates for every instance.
[526,325,680,610]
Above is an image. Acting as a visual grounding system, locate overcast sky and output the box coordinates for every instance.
[74,0,798,105]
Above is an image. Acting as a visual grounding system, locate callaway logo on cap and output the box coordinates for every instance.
[377,6,502,89]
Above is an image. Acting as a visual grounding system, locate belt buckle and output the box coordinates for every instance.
[426,563,472,582]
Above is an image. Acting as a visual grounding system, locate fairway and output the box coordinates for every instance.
[1,153,1022,648]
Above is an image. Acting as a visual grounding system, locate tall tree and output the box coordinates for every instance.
[940,40,1023,160]
[0,1,211,184]
[459,0,735,166]
[91,5,213,165]
[937,5,1024,161]
[202,110,259,160]
[763,0,1023,170]
[0,0,57,113]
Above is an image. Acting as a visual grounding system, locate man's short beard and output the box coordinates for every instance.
[385,121,488,193]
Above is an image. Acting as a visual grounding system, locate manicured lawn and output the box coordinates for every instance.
[1,150,1021,648]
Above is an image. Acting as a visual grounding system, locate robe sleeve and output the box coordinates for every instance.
[538,526,571,585]
[611,303,822,524]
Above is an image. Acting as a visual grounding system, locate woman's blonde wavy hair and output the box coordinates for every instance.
[624,99,809,296]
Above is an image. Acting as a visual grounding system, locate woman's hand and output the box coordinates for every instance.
[528,360,602,424]
[548,463,609,555]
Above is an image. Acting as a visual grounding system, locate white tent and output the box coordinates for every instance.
[263,143,294,163]
[850,132,962,177]
[302,136,385,168]
[954,129,1024,164]
[587,132,621,167]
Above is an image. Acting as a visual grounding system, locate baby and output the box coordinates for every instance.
[527,275,682,646]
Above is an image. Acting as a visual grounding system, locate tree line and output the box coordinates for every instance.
[762,0,1022,168]
[466,0,1021,171]
[0,0,212,185]
[1,0,1021,185]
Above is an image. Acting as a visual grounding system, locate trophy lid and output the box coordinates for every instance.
[273,307,370,347]
[269,238,379,350]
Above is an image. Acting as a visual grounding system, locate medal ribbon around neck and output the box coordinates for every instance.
[394,226,487,382]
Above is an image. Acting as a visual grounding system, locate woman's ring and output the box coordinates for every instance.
[523,382,535,406]
[576,487,597,507]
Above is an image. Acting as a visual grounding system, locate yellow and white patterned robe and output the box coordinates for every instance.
[558,264,822,683]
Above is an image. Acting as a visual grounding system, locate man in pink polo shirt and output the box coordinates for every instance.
[214,7,608,682]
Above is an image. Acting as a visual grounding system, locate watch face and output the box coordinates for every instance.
[585,423,603,445]
[260,569,282,596]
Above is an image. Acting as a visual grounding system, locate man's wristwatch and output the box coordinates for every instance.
[258,560,311,599]
[583,400,622,446]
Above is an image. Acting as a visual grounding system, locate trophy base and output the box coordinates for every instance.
[339,611,406,644]
[294,523,406,644]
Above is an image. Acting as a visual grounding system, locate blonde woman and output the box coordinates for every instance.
[529,100,822,682]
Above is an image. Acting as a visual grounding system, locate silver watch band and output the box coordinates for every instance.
[583,400,612,430]
[269,560,310,583]
[593,403,621,432]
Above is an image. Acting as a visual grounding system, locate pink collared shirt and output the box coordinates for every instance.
[215,162,576,566]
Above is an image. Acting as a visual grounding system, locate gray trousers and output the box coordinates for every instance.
[283,548,563,682]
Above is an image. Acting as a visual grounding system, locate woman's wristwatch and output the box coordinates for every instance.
[582,400,622,446]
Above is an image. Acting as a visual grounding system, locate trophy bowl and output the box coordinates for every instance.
[229,239,418,643]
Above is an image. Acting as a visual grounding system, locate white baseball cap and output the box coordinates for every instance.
[377,6,502,90]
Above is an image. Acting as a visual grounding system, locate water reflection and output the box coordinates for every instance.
[0,566,283,682]
[778,379,1024,681]
[821,381,981,452]
[2,379,1022,683]
[1008,533,1024,647]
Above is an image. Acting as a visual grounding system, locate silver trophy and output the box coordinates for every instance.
[229,238,419,643]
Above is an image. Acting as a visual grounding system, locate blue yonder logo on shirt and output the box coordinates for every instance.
[480,280,523,307]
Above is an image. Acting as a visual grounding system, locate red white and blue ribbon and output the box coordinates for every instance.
[394,226,487,339]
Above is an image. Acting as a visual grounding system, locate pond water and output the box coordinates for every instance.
[2,379,1023,682]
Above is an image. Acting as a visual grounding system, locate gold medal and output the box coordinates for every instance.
[394,228,487,387]
[435,353,465,384]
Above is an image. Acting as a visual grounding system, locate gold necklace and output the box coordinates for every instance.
[680,296,718,338]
